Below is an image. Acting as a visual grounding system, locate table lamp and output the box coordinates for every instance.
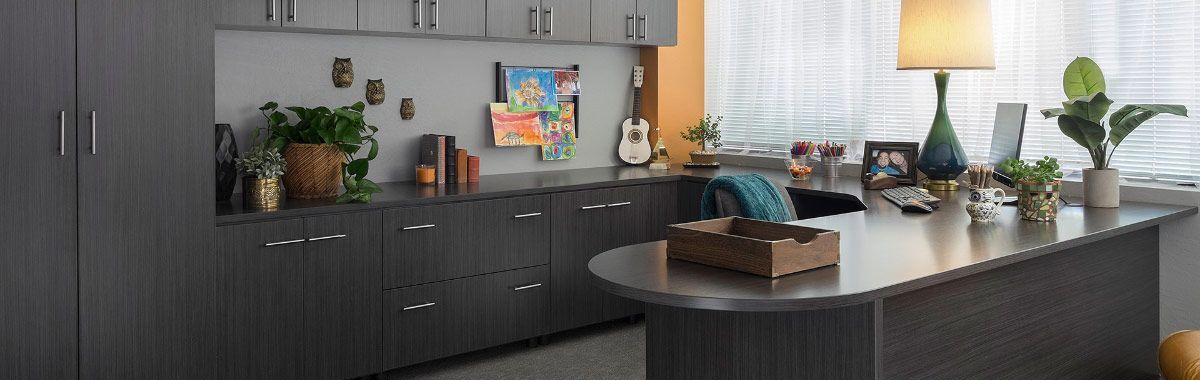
[897,0,995,191]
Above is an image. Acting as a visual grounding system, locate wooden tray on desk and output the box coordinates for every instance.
[667,217,839,278]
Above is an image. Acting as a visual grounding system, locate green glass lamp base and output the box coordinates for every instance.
[915,70,970,188]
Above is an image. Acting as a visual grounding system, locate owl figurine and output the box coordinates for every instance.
[332,57,354,88]
[366,79,385,105]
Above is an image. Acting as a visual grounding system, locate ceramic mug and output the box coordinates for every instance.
[966,187,1006,222]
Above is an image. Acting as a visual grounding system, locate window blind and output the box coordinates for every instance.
[706,0,1200,182]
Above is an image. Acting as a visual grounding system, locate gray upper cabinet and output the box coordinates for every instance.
[217,0,285,27]
[590,0,637,44]
[425,0,487,36]
[487,0,590,42]
[284,0,359,29]
[636,0,676,46]
[360,0,425,33]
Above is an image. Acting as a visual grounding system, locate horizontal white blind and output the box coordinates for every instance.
[706,0,1200,182]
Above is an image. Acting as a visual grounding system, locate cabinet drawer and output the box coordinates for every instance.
[384,195,550,288]
[383,265,549,369]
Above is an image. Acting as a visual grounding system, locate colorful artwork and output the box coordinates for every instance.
[554,70,581,95]
[490,103,545,147]
[541,103,577,160]
[505,68,559,112]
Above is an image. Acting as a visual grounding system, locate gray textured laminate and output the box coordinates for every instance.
[587,186,1194,312]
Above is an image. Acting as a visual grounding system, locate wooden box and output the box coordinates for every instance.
[667,217,840,277]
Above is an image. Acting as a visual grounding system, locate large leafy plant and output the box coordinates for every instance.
[680,114,723,152]
[260,101,382,203]
[1040,57,1188,170]
[999,156,1064,184]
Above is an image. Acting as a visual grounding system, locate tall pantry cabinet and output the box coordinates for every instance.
[1,0,219,379]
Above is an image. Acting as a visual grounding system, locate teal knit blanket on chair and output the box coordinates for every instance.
[700,174,790,222]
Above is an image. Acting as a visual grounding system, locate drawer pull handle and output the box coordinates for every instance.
[607,201,633,207]
[580,204,607,210]
[307,234,347,242]
[263,239,305,247]
[513,283,543,291]
[513,212,542,219]
[402,302,436,311]
[402,224,436,231]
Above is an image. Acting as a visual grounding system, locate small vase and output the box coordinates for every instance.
[401,98,416,120]
[282,143,345,199]
[215,124,239,201]
[1083,168,1120,208]
[965,187,1005,222]
[243,177,282,210]
[1016,181,1061,222]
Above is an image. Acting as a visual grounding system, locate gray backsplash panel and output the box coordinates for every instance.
[216,30,638,183]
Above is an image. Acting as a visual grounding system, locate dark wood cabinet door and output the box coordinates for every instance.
[384,279,458,368]
[219,219,306,380]
[217,0,285,27]
[360,0,426,33]
[283,0,359,30]
[590,0,636,44]
[677,180,706,223]
[636,0,677,46]
[302,211,384,380]
[483,265,551,341]
[540,0,591,42]
[486,0,543,40]
[549,187,617,331]
[425,0,487,36]
[0,1,77,378]
[76,0,218,378]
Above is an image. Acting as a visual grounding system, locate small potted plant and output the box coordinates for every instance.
[235,144,287,210]
[260,101,383,203]
[999,156,1064,222]
[1040,57,1187,208]
[680,114,723,165]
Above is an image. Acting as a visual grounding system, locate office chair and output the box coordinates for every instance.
[709,181,798,221]
[1161,330,1200,380]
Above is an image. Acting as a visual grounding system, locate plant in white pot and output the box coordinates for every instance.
[681,114,723,165]
[1040,57,1188,207]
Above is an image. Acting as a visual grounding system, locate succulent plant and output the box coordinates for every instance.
[235,145,286,179]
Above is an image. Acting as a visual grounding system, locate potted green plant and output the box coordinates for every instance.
[235,119,287,210]
[260,101,383,203]
[1040,57,1188,208]
[680,114,723,165]
[999,156,1064,222]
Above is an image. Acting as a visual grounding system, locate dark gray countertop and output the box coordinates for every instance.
[588,180,1196,312]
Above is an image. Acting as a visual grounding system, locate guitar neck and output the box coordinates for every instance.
[631,87,642,125]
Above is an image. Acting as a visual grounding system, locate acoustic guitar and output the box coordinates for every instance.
[618,66,652,165]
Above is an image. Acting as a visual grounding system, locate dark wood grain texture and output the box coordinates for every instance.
[646,303,875,380]
[384,195,549,288]
[425,0,487,36]
[636,0,677,46]
[216,0,285,27]
[219,219,306,380]
[0,1,77,378]
[677,179,706,223]
[283,0,359,30]
[879,227,1160,380]
[303,211,383,380]
[540,0,591,42]
[76,0,218,377]
[590,0,637,44]
[485,0,543,40]
[383,265,549,368]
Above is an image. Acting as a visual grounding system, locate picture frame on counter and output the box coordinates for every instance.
[860,141,920,185]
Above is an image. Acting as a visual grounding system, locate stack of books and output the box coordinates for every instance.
[419,134,481,184]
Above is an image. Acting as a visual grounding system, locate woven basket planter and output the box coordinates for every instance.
[282,143,345,199]
[1015,180,1061,222]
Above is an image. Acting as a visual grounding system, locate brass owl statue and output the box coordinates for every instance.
[366,79,385,105]
[332,57,354,88]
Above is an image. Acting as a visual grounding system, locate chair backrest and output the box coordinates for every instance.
[1161,330,1200,380]
[710,182,799,221]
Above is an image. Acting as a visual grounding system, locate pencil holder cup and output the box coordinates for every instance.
[821,156,844,178]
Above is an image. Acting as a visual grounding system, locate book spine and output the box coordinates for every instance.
[467,155,480,182]
[418,134,438,167]
[444,136,457,184]
[437,136,446,184]
[456,149,468,184]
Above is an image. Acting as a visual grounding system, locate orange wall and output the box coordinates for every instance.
[642,0,704,159]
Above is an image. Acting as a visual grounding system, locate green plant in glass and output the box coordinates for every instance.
[1040,57,1188,170]
[260,101,382,203]
[998,156,1063,184]
[680,114,723,153]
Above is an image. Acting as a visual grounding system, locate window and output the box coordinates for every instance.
[706,0,1200,182]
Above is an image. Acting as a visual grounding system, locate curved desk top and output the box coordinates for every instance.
[590,186,1196,312]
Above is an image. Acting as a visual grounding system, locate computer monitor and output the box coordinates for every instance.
[987,103,1028,188]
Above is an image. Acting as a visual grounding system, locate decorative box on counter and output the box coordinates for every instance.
[666,217,840,278]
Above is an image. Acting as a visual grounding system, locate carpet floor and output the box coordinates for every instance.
[383,320,646,380]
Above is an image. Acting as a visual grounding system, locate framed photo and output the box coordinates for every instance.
[860,141,920,185]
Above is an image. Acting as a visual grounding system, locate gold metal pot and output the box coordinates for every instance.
[244,177,282,210]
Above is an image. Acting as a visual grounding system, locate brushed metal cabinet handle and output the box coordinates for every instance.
[413,0,423,28]
[513,283,542,291]
[513,212,542,219]
[288,0,297,22]
[264,239,305,247]
[545,7,553,36]
[580,204,607,210]
[58,111,65,156]
[402,224,436,231]
[530,6,539,35]
[307,234,347,242]
[402,302,436,311]
[626,14,634,39]
[607,201,632,207]
[268,0,276,21]
[89,111,97,155]
[639,14,647,40]
[430,0,438,30]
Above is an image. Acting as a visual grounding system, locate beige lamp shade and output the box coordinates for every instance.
[897,0,995,70]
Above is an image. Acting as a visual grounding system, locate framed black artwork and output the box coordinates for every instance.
[860,141,920,185]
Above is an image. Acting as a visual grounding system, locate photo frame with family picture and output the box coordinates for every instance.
[860,141,920,185]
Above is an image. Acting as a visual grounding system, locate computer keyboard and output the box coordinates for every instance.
[882,186,941,209]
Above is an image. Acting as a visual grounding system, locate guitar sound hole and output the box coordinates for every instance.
[628,130,643,144]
